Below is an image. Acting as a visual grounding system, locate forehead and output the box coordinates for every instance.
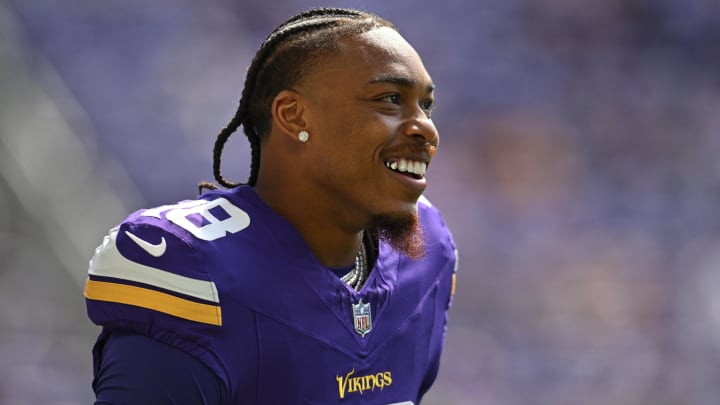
[312,27,432,87]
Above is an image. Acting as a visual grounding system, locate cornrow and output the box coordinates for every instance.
[198,8,396,193]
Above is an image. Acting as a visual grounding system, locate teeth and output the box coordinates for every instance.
[385,159,427,176]
[398,160,407,172]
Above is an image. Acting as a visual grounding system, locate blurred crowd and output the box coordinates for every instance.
[1,0,719,404]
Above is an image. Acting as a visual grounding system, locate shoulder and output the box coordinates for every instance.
[417,195,459,299]
[85,187,261,324]
[85,188,262,390]
[85,187,265,325]
[417,195,456,257]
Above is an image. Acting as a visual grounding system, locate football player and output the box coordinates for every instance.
[85,8,458,404]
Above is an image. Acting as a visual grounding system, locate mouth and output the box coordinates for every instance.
[383,158,428,180]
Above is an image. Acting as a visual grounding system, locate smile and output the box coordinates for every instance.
[384,158,427,178]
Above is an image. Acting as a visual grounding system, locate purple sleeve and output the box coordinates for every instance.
[92,331,224,405]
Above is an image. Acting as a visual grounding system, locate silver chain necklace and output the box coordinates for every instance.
[341,239,369,291]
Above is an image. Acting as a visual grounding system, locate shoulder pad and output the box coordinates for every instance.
[85,205,223,327]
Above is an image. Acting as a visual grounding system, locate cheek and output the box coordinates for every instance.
[311,104,396,166]
[349,112,396,142]
[323,117,384,151]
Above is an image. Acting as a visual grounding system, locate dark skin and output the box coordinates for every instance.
[254,27,439,268]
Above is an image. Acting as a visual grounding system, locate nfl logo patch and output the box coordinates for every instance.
[352,299,372,338]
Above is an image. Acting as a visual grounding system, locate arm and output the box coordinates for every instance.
[93,331,223,405]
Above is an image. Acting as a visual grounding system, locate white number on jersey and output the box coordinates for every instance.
[141,198,250,241]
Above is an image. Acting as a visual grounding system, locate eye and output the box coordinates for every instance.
[421,99,434,111]
[379,94,402,105]
[421,98,435,116]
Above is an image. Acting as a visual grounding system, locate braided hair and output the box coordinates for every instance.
[199,8,396,193]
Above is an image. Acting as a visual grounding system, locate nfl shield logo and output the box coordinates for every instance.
[352,299,373,338]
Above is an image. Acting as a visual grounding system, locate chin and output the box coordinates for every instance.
[388,196,420,217]
[369,207,425,260]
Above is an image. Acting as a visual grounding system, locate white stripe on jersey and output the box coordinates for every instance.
[88,226,219,303]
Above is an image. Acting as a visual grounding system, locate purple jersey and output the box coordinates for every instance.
[85,186,457,404]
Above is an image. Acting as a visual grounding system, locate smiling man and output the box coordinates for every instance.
[85,8,457,404]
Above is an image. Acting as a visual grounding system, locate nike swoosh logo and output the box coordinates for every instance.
[124,230,167,257]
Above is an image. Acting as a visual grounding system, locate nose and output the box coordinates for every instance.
[403,114,439,147]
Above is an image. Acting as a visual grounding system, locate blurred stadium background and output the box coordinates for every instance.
[1,0,720,404]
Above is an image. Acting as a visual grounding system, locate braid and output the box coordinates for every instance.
[199,8,395,192]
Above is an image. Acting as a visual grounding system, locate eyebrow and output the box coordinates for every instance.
[367,74,435,94]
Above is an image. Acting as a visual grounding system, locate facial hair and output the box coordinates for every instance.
[371,210,425,260]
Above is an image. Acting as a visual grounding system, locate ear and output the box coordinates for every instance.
[271,89,306,139]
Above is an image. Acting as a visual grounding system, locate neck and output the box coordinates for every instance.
[254,134,373,268]
[255,177,364,269]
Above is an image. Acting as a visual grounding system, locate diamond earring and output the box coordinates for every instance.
[298,130,309,143]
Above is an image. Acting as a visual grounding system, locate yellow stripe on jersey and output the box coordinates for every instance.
[450,248,459,297]
[84,279,222,326]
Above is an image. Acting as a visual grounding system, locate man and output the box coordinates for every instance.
[85,8,457,404]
